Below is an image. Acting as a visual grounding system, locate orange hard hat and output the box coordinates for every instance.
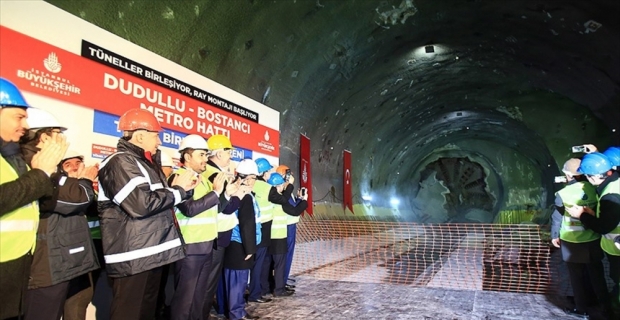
[276,165,290,176]
[118,108,162,132]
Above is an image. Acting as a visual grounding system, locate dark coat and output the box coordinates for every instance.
[224,194,257,270]
[29,174,99,288]
[97,139,189,277]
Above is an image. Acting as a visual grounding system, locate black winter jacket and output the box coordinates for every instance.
[20,142,100,288]
[97,139,189,277]
[28,174,99,288]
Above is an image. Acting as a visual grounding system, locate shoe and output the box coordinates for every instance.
[248,297,272,303]
[564,308,589,319]
[285,284,296,289]
[240,314,260,319]
[285,287,295,293]
[274,290,295,297]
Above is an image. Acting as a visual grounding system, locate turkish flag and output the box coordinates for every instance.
[299,134,313,216]
[343,150,354,214]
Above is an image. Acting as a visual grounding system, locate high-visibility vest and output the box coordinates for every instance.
[174,167,217,244]
[202,164,238,232]
[271,205,288,240]
[599,179,620,256]
[0,156,40,262]
[254,180,274,223]
[557,181,600,243]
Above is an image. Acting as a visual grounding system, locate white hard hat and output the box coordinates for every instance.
[27,108,67,131]
[236,159,259,176]
[179,134,208,151]
[62,150,84,162]
[160,151,174,167]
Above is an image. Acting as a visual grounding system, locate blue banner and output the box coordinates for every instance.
[93,110,187,149]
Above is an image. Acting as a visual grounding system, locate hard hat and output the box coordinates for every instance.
[118,108,162,132]
[236,159,259,176]
[207,134,232,150]
[577,152,613,175]
[602,147,620,167]
[267,172,285,186]
[179,134,208,151]
[160,151,174,167]
[27,108,67,131]
[255,158,273,174]
[561,158,581,176]
[62,150,84,162]
[0,78,30,108]
[276,165,290,176]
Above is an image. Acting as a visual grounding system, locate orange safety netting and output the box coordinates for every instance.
[291,214,614,296]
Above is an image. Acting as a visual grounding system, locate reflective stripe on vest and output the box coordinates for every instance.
[104,238,182,264]
[217,213,239,232]
[0,156,40,262]
[271,206,288,239]
[254,180,274,223]
[287,215,300,225]
[599,179,620,255]
[174,167,218,243]
[557,181,600,243]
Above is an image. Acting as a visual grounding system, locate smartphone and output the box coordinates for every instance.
[554,176,568,183]
[301,187,307,197]
[571,145,586,153]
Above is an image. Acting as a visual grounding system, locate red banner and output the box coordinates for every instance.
[343,150,353,214]
[299,134,312,216]
[0,26,279,156]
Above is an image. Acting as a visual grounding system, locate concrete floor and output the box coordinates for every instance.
[86,273,612,320]
[245,276,578,320]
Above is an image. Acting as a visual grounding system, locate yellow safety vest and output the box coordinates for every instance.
[254,180,274,223]
[202,164,238,232]
[0,156,40,262]
[557,181,600,243]
[271,205,288,240]
[175,167,218,243]
[599,179,620,256]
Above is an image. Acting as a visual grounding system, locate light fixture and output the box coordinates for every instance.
[362,194,373,201]
[425,45,435,53]
[390,197,400,206]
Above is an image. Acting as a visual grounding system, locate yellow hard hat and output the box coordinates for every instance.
[207,134,232,150]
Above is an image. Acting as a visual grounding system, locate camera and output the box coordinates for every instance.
[554,176,568,183]
[571,145,586,153]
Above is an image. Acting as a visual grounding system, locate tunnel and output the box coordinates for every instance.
[14,0,620,318]
[44,0,619,222]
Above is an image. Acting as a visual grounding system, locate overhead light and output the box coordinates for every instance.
[390,197,400,206]
[362,194,373,201]
[425,45,435,53]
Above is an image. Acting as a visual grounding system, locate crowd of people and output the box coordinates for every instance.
[3,74,620,320]
[550,144,620,319]
[0,78,308,320]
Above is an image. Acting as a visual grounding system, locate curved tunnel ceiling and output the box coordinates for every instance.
[47,0,620,217]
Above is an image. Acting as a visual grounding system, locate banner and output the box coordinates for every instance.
[299,134,313,216]
[0,26,279,156]
[343,150,354,214]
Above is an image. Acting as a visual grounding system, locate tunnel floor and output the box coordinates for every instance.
[244,276,577,320]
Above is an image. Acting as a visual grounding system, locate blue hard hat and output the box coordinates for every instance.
[603,147,620,167]
[0,78,30,108]
[267,172,285,186]
[255,158,273,174]
[577,152,613,175]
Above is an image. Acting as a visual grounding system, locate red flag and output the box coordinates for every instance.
[343,150,354,214]
[299,134,313,216]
